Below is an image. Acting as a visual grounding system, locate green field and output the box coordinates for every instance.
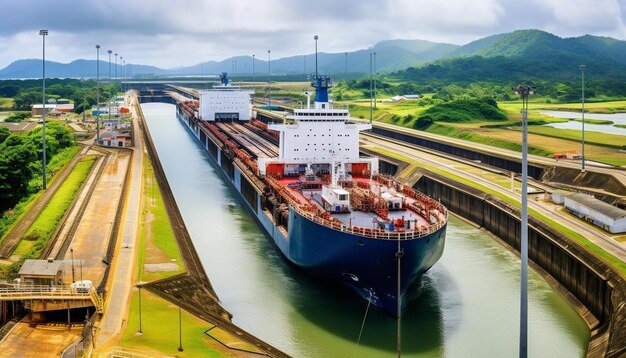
[12,155,96,259]
[120,153,230,356]
[0,145,81,245]
[0,98,13,111]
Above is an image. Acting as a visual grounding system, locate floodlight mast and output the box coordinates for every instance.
[513,84,534,358]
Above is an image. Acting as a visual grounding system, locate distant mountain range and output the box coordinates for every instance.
[1,29,626,81]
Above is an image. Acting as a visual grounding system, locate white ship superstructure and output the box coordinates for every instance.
[199,72,253,121]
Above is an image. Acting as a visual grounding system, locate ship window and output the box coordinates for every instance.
[339,194,347,200]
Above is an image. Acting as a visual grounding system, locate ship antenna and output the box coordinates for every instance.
[314,35,319,77]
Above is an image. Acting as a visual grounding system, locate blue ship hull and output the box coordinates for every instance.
[176,108,447,316]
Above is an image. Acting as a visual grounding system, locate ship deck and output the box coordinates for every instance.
[276,177,433,230]
[217,122,279,158]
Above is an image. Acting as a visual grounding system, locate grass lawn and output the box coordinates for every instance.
[369,146,626,278]
[0,146,82,245]
[137,155,183,282]
[0,98,14,110]
[119,153,234,356]
[13,155,96,258]
[121,290,232,357]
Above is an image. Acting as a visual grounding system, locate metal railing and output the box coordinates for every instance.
[0,284,92,300]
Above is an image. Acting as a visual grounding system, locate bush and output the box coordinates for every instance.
[419,97,507,122]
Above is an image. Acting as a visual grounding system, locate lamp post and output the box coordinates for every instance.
[114,53,118,82]
[267,49,271,108]
[70,248,75,283]
[96,45,101,142]
[39,29,48,190]
[580,64,586,172]
[137,285,143,334]
[108,50,112,122]
[513,84,533,358]
[119,56,123,93]
[345,52,348,78]
[373,52,377,108]
[369,52,373,125]
[178,303,183,352]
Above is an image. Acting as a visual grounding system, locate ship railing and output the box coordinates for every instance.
[295,206,446,241]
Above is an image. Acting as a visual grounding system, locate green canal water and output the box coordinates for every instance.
[142,103,589,357]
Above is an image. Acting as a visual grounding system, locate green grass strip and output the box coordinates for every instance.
[370,146,626,277]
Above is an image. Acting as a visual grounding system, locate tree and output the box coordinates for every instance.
[0,127,9,145]
[13,90,40,110]
[0,140,38,211]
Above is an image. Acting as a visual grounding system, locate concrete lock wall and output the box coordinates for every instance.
[413,173,626,357]
[370,126,546,180]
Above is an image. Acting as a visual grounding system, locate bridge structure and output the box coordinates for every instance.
[0,284,103,321]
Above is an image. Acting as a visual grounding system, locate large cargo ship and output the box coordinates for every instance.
[175,72,447,316]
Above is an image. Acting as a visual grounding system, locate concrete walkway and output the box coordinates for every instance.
[95,93,144,347]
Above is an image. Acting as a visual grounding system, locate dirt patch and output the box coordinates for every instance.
[143,263,179,272]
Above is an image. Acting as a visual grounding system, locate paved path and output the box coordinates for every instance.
[363,135,626,263]
[95,93,144,347]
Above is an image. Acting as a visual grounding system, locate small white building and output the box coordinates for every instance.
[199,73,252,121]
[99,131,128,148]
[564,193,626,233]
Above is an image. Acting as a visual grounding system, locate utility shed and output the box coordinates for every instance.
[564,193,626,233]
[18,259,65,286]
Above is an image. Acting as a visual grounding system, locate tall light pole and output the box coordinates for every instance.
[373,52,377,109]
[513,84,533,358]
[178,303,183,352]
[108,50,112,122]
[114,53,118,83]
[369,52,373,125]
[580,64,586,172]
[345,52,348,78]
[70,247,75,283]
[96,45,101,142]
[267,49,271,108]
[120,56,123,92]
[39,29,48,190]
[314,35,319,77]
[137,285,143,334]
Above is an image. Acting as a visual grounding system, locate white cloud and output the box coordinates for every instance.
[0,0,624,69]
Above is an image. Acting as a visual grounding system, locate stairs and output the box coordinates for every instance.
[89,288,104,314]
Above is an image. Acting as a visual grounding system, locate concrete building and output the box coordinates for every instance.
[564,193,626,233]
[99,131,129,147]
[18,259,65,286]
[31,103,74,117]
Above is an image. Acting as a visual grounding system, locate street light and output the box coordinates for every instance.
[137,285,143,334]
[70,247,75,283]
[345,52,348,78]
[513,84,534,358]
[373,52,377,109]
[369,52,373,125]
[267,49,271,108]
[314,35,319,77]
[580,64,586,172]
[178,302,184,352]
[39,29,48,190]
[96,45,101,142]
[108,50,112,122]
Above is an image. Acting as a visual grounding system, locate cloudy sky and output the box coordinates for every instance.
[1,0,625,69]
